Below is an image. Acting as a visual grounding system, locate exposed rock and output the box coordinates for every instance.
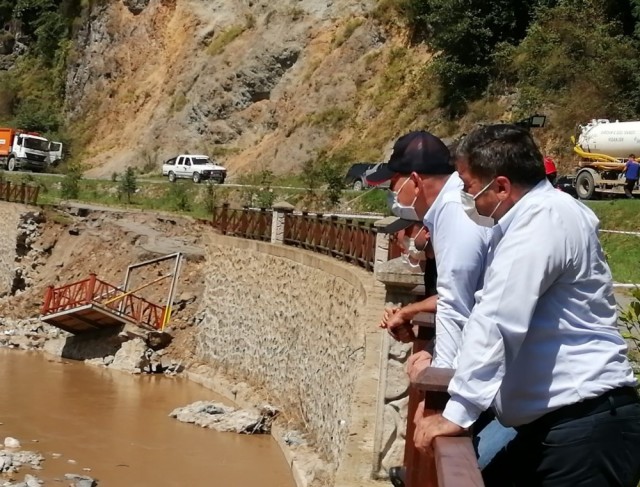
[0,449,44,473]
[122,0,150,15]
[169,401,279,434]
[145,331,172,350]
[108,338,148,373]
[64,473,98,487]
[4,437,20,449]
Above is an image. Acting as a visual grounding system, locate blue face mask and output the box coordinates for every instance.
[387,178,421,221]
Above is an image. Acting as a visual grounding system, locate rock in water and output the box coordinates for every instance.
[169,401,279,434]
[4,437,20,448]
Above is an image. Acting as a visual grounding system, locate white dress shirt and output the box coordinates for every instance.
[443,180,637,428]
[424,172,491,368]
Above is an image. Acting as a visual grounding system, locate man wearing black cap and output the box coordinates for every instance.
[367,130,490,370]
[414,124,640,486]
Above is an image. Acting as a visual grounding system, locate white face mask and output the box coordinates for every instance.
[460,179,502,228]
[402,226,429,264]
[387,178,421,222]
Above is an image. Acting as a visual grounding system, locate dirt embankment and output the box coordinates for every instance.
[0,204,208,363]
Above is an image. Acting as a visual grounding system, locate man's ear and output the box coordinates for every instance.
[410,172,422,196]
[495,175,511,200]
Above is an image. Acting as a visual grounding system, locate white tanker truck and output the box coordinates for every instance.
[572,119,640,199]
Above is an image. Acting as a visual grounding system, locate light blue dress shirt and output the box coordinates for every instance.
[443,180,637,428]
[424,172,491,368]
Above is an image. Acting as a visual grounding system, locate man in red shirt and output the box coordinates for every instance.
[543,156,557,185]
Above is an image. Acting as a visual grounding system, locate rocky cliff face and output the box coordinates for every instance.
[66,0,432,177]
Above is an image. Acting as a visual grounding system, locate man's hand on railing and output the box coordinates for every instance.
[413,413,466,456]
[407,350,432,382]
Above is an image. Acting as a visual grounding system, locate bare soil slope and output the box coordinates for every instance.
[66,0,442,178]
[0,205,208,359]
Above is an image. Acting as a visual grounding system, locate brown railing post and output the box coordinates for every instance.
[220,203,230,234]
[42,285,55,315]
[85,273,97,303]
[211,206,219,227]
[19,182,26,204]
[314,213,323,252]
[4,181,10,201]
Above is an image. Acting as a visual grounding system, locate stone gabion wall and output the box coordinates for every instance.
[196,238,367,466]
[0,203,22,296]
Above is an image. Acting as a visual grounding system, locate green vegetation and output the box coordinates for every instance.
[60,167,81,199]
[586,201,640,232]
[599,234,640,283]
[237,168,277,208]
[619,288,640,370]
[306,107,351,129]
[0,0,83,152]
[118,167,137,204]
[379,0,640,137]
[333,18,364,47]
[207,25,246,56]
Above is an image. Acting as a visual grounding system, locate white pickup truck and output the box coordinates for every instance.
[162,154,227,183]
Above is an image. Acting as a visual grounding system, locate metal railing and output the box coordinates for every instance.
[211,204,272,242]
[41,273,166,330]
[284,212,377,271]
[0,181,40,205]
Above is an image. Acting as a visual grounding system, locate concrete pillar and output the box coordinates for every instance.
[371,219,428,479]
[270,201,295,244]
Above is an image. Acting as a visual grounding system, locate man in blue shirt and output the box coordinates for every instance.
[415,124,640,486]
[624,154,639,198]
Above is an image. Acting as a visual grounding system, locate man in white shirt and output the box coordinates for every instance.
[367,130,489,368]
[367,132,512,484]
[415,124,640,486]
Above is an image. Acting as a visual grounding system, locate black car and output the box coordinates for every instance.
[344,163,378,190]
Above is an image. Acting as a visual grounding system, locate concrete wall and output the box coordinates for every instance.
[196,233,386,478]
[0,203,23,296]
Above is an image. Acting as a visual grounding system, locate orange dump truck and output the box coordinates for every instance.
[0,127,51,172]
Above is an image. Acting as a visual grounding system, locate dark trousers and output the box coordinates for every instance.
[483,395,640,486]
[624,178,637,198]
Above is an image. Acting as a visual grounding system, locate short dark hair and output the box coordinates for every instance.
[456,124,545,187]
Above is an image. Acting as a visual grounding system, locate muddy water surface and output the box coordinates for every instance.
[0,350,295,486]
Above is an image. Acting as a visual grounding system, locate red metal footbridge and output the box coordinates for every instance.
[40,254,182,335]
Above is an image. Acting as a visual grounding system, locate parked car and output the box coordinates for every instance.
[162,154,227,183]
[344,162,391,191]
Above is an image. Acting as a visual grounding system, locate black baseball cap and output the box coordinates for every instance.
[366,131,453,185]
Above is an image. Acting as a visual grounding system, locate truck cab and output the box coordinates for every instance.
[48,141,63,167]
[0,128,50,172]
[162,154,227,183]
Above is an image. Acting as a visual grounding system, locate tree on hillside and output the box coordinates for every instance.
[410,0,541,115]
[119,167,138,204]
[505,1,640,124]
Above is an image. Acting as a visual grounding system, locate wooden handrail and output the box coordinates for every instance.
[434,437,484,487]
[412,367,455,393]
[405,365,484,487]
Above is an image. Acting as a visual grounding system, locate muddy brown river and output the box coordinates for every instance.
[0,350,295,486]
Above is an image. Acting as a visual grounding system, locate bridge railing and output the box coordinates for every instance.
[0,181,40,205]
[283,212,377,271]
[207,204,402,271]
[404,314,484,487]
[41,273,166,330]
[211,205,271,241]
